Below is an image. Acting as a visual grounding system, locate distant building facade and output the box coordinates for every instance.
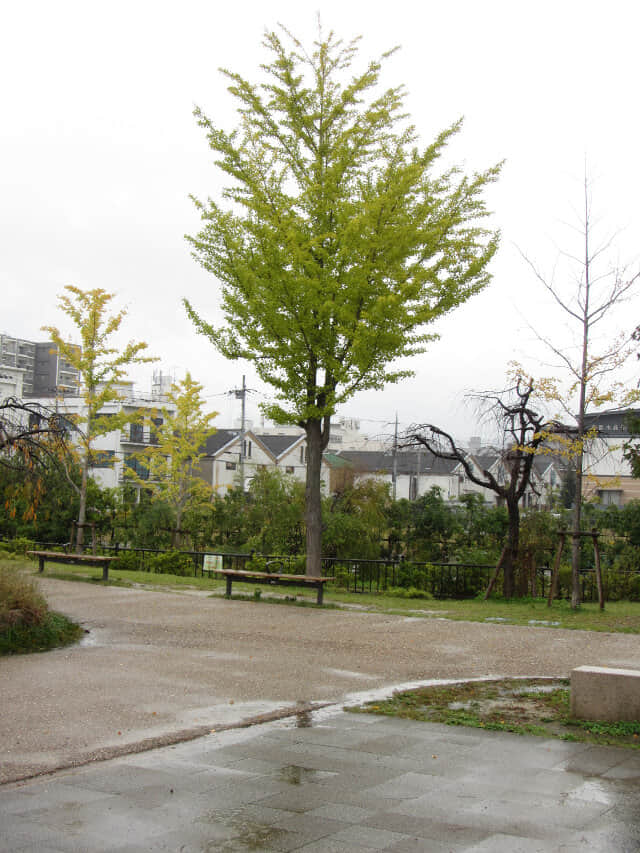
[581,408,640,506]
[28,382,176,492]
[0,334,80,397]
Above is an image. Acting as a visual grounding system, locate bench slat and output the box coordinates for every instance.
[212,569,330,605]
[27,550,115,581]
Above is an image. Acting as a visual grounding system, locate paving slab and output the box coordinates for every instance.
[3,577,640,849]
[2,710,640,851]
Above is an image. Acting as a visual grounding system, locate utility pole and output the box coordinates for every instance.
[236,375,247,492]
[392,412,398,501]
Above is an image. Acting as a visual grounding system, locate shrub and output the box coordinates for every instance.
[0,538,35,557]
[287,555,306,575]
[0,565,47,629]
[0,610,82,655]
[112,549,195,576]
[146,550,194,577]
[331,565,352,589]
[111,551,143,572]
[386,586,433,600]
[603,567,640,602]
[245,556,268,573]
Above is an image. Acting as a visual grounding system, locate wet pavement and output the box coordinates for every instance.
[4,578,640,785]
[2,705,640,852]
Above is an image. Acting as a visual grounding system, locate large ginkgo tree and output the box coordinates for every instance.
[184,26,501,576]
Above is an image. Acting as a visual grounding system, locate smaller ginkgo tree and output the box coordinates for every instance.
[124,373,218,548]
[43,286,157,552]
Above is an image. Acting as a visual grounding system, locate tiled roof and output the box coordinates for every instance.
[255,433,304,458]
[202,429,239,455]
[328,450,460,476]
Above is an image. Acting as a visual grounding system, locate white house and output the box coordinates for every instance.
[0,366,25,398]
[323,449,465,501]
[581,408,640,505]
[324,446,564,508]
[464,450,564,509]
[199,429,321,494]
[27,382,176,492]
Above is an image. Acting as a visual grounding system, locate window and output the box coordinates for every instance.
[299,445,308,463]
[150,417,163,445]
[129,422,144,443]
[90,450,115,469]
[286,466,295,474]
[124,454,149,480]
[597,489,622,507]
[242,439,252,458]
[226,461,237,470]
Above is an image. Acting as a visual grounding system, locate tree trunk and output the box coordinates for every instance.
[571,181,590,609]
[172,507,182,550]
[503,496,520,599]
[76,452,89,553]
[304,418,323,577]
[570,460,583,609]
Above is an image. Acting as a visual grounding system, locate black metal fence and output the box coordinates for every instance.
[12,539,640,602]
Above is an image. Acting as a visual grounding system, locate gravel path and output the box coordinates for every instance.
[1,578,639,784]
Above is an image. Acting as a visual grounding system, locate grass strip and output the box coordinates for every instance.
[9,557,640,634]
[347,678,640,749]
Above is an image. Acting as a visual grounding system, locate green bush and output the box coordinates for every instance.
[288,555,306,575]
[331,565,352,589]
[245,556,268,573]
[0,538,35,557]
[111,549,195,576]
[0,565,48,629]
[386,586,433,600]
[146,551,194,576]
[603,567,640,602]
[111,550,143,572]
[0,611,82,655]
[396,562,430,591]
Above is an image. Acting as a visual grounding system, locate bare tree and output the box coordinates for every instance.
[0,398,71,464]
[405,379,553,598]
[0,397,76,522]
[519,173,640,608]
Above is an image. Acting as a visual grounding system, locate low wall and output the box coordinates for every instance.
[571,665,640,722]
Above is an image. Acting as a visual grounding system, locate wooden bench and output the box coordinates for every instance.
[213,569,331,605]
[27,550,117,582]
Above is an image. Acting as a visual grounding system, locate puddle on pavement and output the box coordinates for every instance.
[295,707,313,728]
[79,628,104,647]
[200,808,287,851]
[568,780,615,805]
[323,667,377,681]
[277,764,338,785]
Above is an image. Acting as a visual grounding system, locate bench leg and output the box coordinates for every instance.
[38,556,45,573]
[317,583,324,606]
[226,576,233,598]
[102,564,109,582]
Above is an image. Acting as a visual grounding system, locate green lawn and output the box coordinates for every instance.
[7,556,640,634]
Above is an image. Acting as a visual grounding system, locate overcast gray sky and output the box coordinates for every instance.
[2,0,639,444]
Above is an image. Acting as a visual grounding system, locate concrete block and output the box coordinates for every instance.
[571,666,640,722]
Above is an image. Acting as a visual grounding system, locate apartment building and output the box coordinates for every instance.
[0,334,80,397]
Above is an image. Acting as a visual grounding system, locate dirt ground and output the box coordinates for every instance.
[2,578,640,784]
